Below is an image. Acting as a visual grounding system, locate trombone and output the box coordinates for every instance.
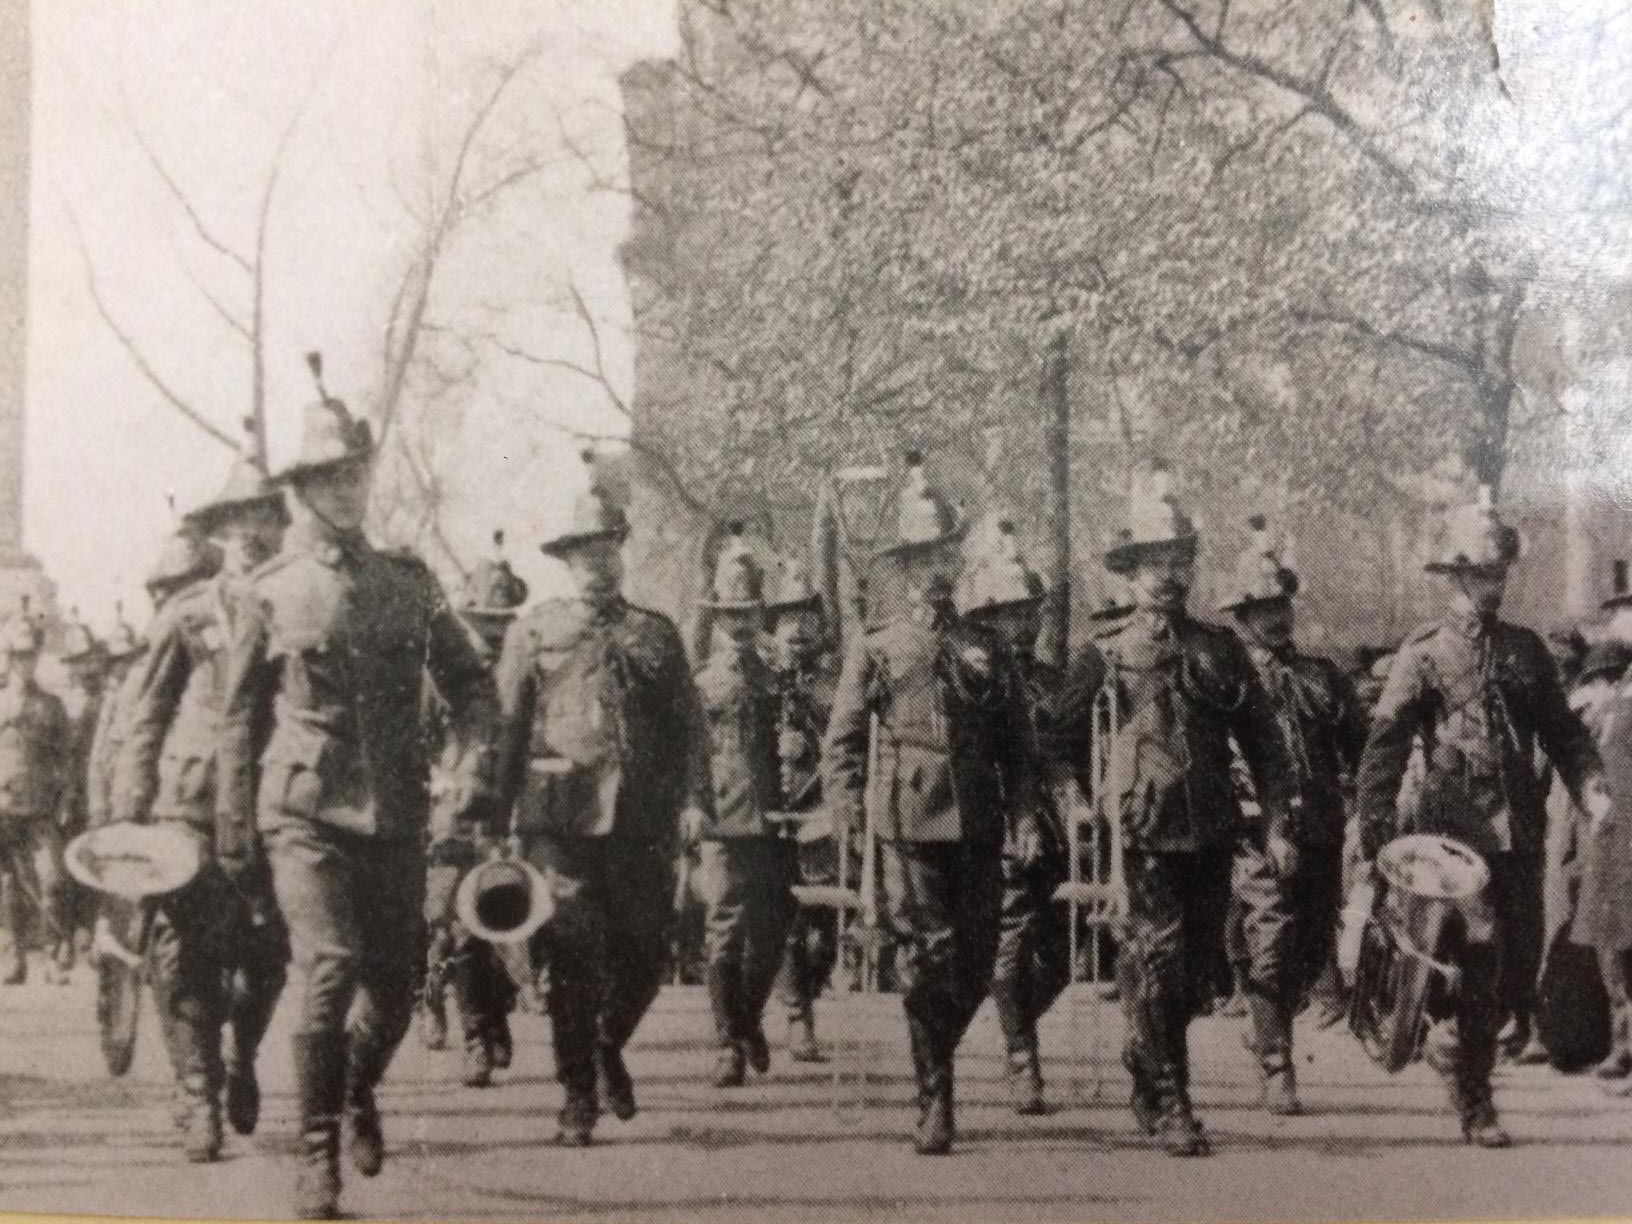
[1052,664,1129,1101]
[791,710,884,1124]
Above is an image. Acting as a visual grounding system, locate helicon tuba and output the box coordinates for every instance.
[454,850,555,946]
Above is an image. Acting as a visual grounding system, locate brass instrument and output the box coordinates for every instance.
[1052,664,1129,1102]
[454,846,554,947]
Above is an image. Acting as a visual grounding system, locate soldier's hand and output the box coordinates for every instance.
[1585,776,1613,830]
[1266,832,1299,881]
[1012,816,1044,869]
[681,804,707,846]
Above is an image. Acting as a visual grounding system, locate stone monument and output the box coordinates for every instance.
[0,0,58,625]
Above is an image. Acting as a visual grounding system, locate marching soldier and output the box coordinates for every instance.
[823,452,1042,1155]
[691,528,797,1086]
[767,560,839,1064]
[1055,469,1295,1157]
[55,611,108,972]
[963,518,1071,1116]
[493,450,708,1147]
[0,603,71,987]
[219,358,497,1219]
[1358,486,1604,1147]
[113,422,293,1161]
[1218,517,1368,1114]
[421,531,528,1087]
[87,606,153,829]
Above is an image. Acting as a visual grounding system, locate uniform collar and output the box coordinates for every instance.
[288,516,366,568]
[1445,611,1496,643]
[585,595,626,627]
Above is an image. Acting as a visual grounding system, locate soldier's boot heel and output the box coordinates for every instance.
[1461,1100,1512,1149]
[913,1065,954,1156]
[1159,1097,1211,1158]
[1260,1063,1301,1116]
[225,1058,261,1137]
[491,1015,514,1070]
[2,950,25,986]
[786,1015,825,1063]
[179,1076,223,1163]
[462,1034,494,1088]
[712,1043,747,1087]
[745,1026,771,1075]
[1596,1003,1632,1081]
[1008,1044,1047,1116]
[419,996,447,1051]
[554,1093,597,1147]
[345,1083,385,1177]
[1122,1046,1160,1135]
[597,1044,638,1120]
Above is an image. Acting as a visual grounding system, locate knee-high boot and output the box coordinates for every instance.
[291,1033,346,1220]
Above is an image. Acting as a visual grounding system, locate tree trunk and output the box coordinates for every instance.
[1042,328,1070,667]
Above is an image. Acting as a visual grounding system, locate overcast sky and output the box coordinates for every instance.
[28,0,678,627]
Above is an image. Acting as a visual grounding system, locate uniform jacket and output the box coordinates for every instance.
[0,676,70,821]
[87,657,143,827]
[1573,679,1632,951]
[1054,610,1295,853]
[776,659,834,817]
[494,595,707,844]
[1241,643,1368,846]
[1358,617,1600,861]
[822,604,1039,846]
[696,645,781,839]
[114,575,246,832]
[218,518,498,849]
[59,685,104,835]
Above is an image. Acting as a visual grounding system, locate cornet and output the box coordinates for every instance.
[1052,662,1130,1102]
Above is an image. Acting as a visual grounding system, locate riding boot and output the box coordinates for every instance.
[224,954,283,1137]
[420,927,452,1051]
[1122,1042,1161,1135]
[1598,997,1632,1081]
[344,1031,388,1178]
[1452,944,1510,1148]
[1246,991,1301,1116]
[453,949,494,1088]
[707,960,745,1086]
[178,1072,223,1163]
[1216,962,1249,1018]
[596,1043,638,1121]
[291,1033,345,1221]
[786,1012,825,1063]
[1007,1038,1047,1116]
[490,1011,514,1071]
[914,1052,954,1155]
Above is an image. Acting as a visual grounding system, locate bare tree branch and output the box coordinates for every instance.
[125,117,253,275]
[60,195,235,448]
[1292,306,1482,374]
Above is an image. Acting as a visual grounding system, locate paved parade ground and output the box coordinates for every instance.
[4,974,1632,1222]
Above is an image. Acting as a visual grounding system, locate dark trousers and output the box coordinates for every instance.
[223,859,289,1072]
[0,817,64,956]
[1494,852,1544,1022]
[524,835,674,1102]
[1423,853,1515,1119]
[774,907,837,1023]
[266,822,426,1110]
[880,841,1003,1077]
[148,863,232,1096]
[424,843,515,1045]
[1118,849,1233,1105]
[1236,840,1345,1008]
[700,838,797,1046]
[991,852,1070,1055]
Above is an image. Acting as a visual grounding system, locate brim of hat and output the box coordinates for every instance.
[183,490,287,530]
[1104,535,1197,575]
[1424,559,1510,576]
[1603,594,1632,611]
[58,647,106,664]
[701,599,765,613]
[540,526,630,558]
[873,525,968,561]
[765,592,824,616]
[965,593,1046,618]
[460,605,523,621]
[1218,591,1294,615]
[271,446,377,486]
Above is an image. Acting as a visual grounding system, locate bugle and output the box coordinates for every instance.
[1052,666,1129,1102]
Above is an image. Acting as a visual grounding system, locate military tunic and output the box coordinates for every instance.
[493,594,706,1117]
[0,676,70,966]
[695,645,798,1050]
[1358,616,1601,1119]
[115,574,290,1114]
[822,605,1038,1087]
[218,517,497,1135]
[1057,610,1294,1114]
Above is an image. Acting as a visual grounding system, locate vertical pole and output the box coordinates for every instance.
[1043,325,1071,667]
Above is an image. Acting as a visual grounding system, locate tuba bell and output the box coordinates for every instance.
[1347,833,1488,1073]
[454,851,555,946]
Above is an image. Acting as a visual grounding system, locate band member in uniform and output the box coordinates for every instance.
[767,560,838,1064]
[493,450,708,1146]
[422,531,528,1086]
[691,528,798,1086]
[963,518,1070,1115]
[0,606,71,987]
[1056,469,1295,1157]
[114,422,292,1160]
[1218,517,1367,1115]
[55,612,107,973]
[1358,486,1604,1147]
[823,452,1042,1155]
[219,358,497,1219]
[87,606,152,829]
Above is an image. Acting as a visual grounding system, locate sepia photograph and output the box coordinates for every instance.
[2,0,1632,1219]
